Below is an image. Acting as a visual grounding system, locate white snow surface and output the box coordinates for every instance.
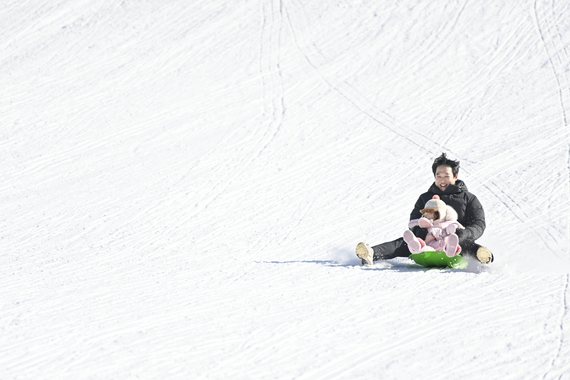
[2,0,570,379]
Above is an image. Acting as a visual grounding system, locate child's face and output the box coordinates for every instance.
[423,211,435,220]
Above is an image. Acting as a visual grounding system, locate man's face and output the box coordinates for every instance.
[435,165,458,192]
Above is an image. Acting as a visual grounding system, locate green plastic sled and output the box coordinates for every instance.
[409,251,468,269]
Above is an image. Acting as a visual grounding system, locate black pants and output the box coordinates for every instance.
[371,237,482,261]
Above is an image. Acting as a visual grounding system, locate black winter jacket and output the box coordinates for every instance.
[410,180,485,244]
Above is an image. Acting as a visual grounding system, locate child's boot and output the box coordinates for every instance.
[403,230,425,253]
[445,234,460,257]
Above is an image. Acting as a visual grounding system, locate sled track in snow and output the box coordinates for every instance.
[164,0,287,229]
[532,0,570,257]
[260,0,285,142]
[533,0,570,128]
[282,0,444,158]
[532,0,570,264]
[542,273,570,379]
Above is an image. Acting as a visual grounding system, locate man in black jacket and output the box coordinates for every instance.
[356,153,493,265]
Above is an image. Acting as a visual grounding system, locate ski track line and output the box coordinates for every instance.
[262,0,285,141]
[531,0,570,257]
[542,273,570,380]
[188,260,340,308]
[566,143,570,258]
[299,276,563,380]
[394,1,470,86]
[439,14,538,147]
[228,274,419,377]
[246,199,313,256]
[534,0,570,128]
[281,0,446,156]
[230,312,337,372]
[168,0,285,227]
[297,317,464,379]
[286,274,493,378]
[464,142,568,238]
[252,315,375,376]
[184,276,360,372]
[8,125,144,182]
[546,0,570,263]
[466,120,566,175]
[1,2,255,196]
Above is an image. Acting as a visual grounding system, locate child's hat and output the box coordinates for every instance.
[420,195,447,220]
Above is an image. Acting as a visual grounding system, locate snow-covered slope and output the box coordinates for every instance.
[1,0,569,378]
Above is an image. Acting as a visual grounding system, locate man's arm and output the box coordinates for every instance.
[456,195,486,243]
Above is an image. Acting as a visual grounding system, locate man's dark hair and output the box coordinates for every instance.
[432,152,460,177]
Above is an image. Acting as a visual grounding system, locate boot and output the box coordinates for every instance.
[403,230,424,253]
[476,246,494,264]
[445,234,459,257]
[356,242,374,265]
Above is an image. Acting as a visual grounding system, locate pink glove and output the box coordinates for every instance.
[418,217,433,229]
[430,228,443,238]
[446,224,457,234]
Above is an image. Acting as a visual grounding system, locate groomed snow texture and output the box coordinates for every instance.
[1,1,570,379]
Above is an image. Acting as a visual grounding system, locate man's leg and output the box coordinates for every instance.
[356,238,411,265]
[371,237,411,261]
[460,241,494,263]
